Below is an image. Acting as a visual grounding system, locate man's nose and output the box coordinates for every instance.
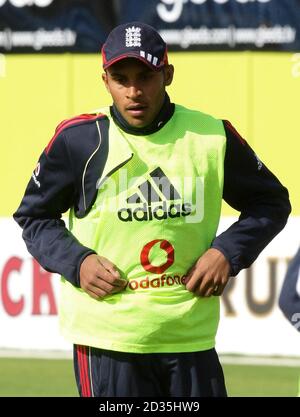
[126,85,142,100]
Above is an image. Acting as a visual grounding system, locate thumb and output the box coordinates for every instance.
[97,256,121,278]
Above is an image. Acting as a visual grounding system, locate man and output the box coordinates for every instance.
[14,22,291,397]
[279,248,300,396]
[279,247,300,332]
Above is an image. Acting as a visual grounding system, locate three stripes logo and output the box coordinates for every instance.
[140,50,159,67]
[117,167,192,222]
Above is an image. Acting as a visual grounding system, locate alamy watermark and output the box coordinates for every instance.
[291,312,300,331]
[95,169,205,223]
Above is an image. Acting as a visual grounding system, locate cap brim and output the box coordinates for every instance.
[103,52,164,71]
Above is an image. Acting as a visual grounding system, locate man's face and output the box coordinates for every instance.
[102,58,174,128]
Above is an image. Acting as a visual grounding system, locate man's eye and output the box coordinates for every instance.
[114,77,125,83]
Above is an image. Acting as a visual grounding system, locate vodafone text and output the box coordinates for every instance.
[127,273,186,291]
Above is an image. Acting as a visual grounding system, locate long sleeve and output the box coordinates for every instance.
[211,120,291,276]
[279,247,300,331]
[13,131,95,287]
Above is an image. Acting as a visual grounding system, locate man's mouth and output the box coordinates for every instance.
[126,104,148,117]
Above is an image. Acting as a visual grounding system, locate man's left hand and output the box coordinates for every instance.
[185,248,231,297]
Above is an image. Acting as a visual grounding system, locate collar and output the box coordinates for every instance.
[110,93,175,136]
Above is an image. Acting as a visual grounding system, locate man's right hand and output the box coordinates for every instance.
[79,254,127,299]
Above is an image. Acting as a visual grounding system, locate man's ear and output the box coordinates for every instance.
[102,72,110,93]
[163,64,174,87]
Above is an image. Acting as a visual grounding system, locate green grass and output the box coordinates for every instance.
[223,364,299,397]
[0,358,78,397]
[0,358,299,397]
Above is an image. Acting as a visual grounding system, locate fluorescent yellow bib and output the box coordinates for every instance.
[59,105,226,353]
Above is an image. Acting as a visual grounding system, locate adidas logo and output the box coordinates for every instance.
[117,167,192,222]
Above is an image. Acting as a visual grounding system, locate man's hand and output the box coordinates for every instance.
[79,254,127,299]
[185,248,231,297]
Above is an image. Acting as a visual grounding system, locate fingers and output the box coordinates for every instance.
[83,285,109,300]
[82,273,127,299]
[185,268,211,295]
[185,270,228,297]
[212,282,227,296]
[98,256,121,279]
[95,262,126,286]
[185,249,231,297]
[97,257,128,288]
[79,254,127,299]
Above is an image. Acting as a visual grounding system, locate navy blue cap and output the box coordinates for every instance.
[102,21,168,71]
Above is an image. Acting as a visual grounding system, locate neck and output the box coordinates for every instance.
[110,93,175,136]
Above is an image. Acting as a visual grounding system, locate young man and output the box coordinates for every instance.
[14,22,291,397]
[279,248,300,396]
[279,247,300,332]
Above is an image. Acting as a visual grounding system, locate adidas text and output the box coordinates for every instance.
[118,201,192,222]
